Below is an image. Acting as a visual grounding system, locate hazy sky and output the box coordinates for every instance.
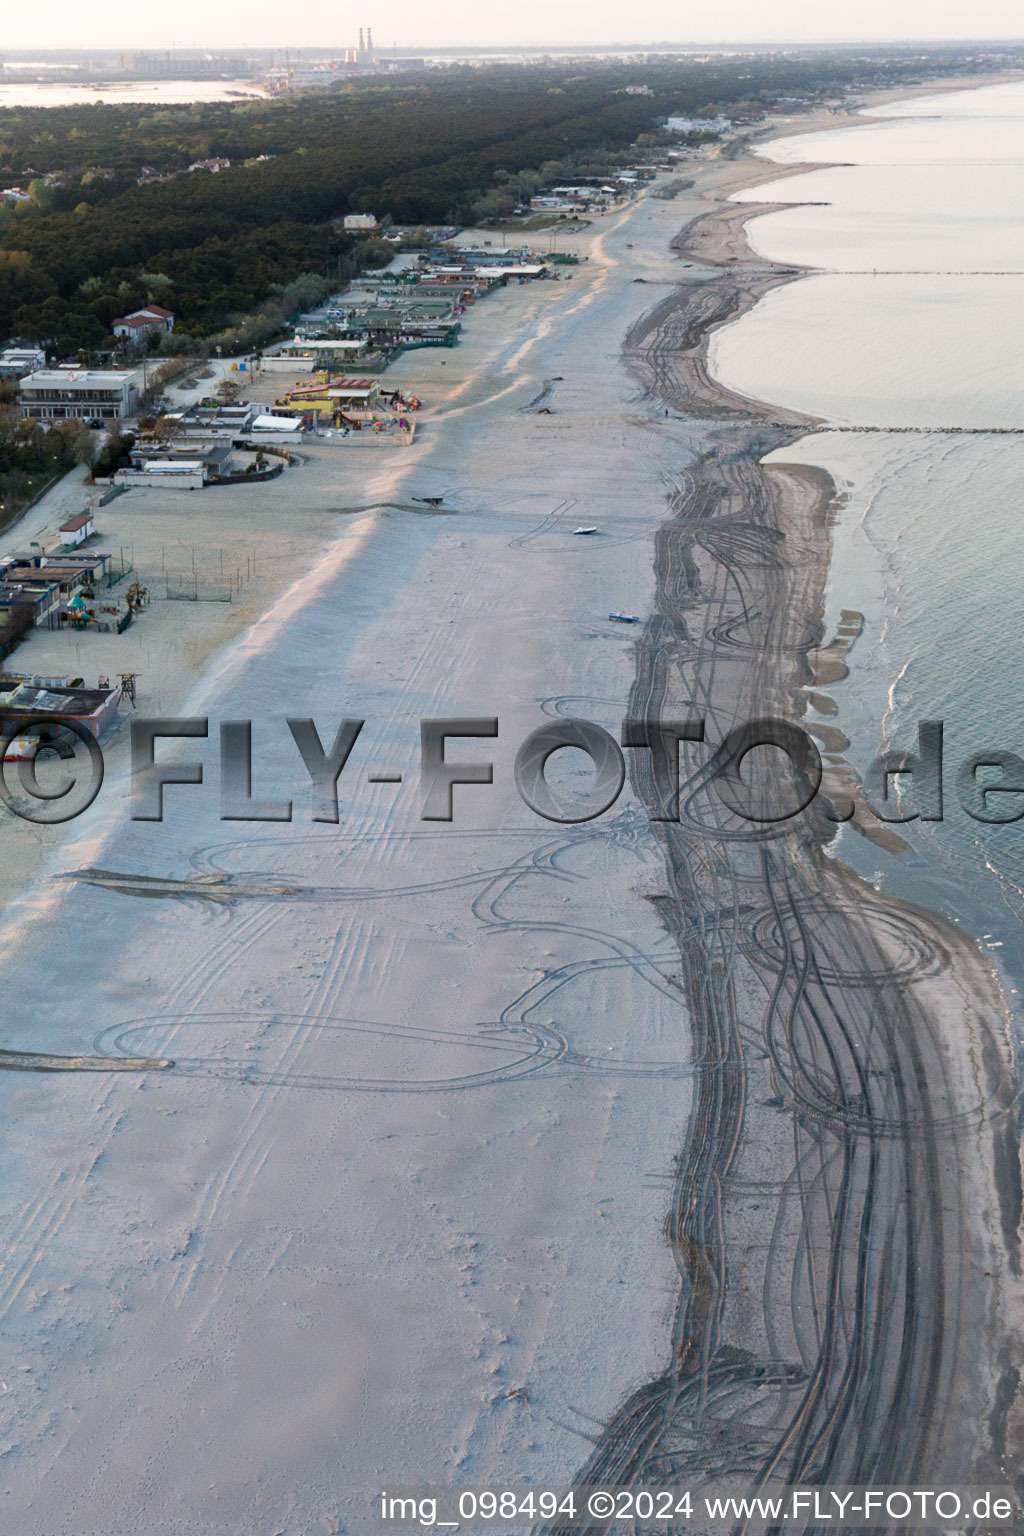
[4,0,1024,52]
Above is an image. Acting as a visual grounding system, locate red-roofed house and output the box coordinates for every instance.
[112,306,175,339]
[59,512,96,547]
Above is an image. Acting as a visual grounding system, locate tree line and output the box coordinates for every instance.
[0,50,1013,355]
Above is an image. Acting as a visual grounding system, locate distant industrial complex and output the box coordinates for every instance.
[0,35,428,91]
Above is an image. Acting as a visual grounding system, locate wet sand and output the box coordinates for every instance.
[545,97,1024,1523]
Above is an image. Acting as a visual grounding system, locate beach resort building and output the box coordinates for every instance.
[0,680,123,740]
[177,402,255,437]
[281,337,370,357]
[666,114,732,134]
[0,579,61,630]
[1,549,111,585]
[279,377,380,421]
[18,368,142,423]
[0,562,93,599]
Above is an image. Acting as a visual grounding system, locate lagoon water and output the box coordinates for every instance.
[709,80,1024,990]
[0,80,264,107]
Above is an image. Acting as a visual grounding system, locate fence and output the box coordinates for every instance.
[232,441,293,462]
[207,461,285,487]
[164,576,234,603]
[105,556,134,589]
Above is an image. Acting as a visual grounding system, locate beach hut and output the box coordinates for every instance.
[59,512,95,548]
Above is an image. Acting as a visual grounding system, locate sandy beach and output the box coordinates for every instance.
[0,74,1021,1530]
[562,79,1024,1515]
[0,144,709,1534]
[0,75,999,906]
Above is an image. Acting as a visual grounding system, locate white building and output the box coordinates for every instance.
[59,513,96,547]
[115,460,205,490]
[249,415,303,435]
[112,305,175,339]
[0,347,46,379]
[666,114,732,135]
[344,213,379,231]
[278,337,369,360]
[19,369,142,423]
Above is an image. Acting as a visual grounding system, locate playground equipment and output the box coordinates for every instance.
[66,594,98,630]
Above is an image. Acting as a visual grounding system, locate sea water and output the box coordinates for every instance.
[708,79,1024,994]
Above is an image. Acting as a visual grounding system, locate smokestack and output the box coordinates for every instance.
[358,27,364,52]
[367,27,373,53]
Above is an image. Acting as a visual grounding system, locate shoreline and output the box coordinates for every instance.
[0,69,1014,918]
[554,77,1024,1507]
[0,71,1020,1525]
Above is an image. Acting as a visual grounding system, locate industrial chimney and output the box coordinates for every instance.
[367,27,373,53]
[358,28,365,52]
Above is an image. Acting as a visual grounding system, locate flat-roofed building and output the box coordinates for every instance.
[0,347,46,380]
[0,563,91,598]
[278,337,370,359]
[0,580,61,629]
[340,307,462,345]
[19,369,141,423]
[0,680,122,740]
[450,245,535,264]
[115,460,205,489]
[178,403,255,437]
[284,379,380,411]
[666,114,732,135]
[1,549,111,584]
[432,263,546,282]
[249,414,304,434]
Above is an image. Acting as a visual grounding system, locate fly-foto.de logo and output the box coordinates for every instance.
[0,713,1016,829]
